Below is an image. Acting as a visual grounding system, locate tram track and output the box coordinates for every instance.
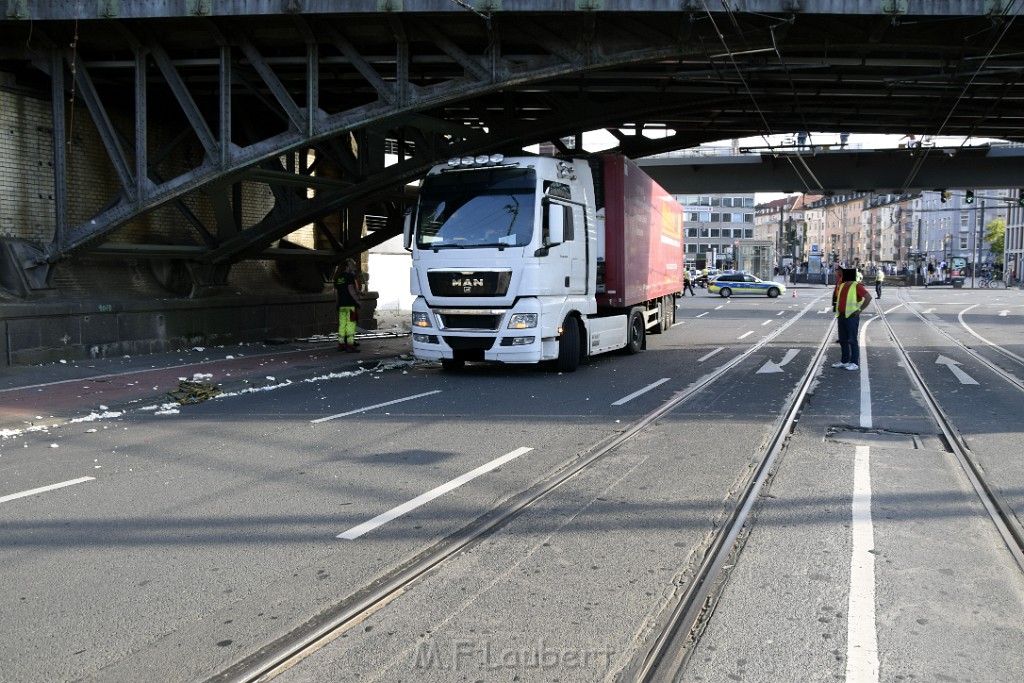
[629,288,1024,682]
[205,300,832,683]
[886,289,1024,574]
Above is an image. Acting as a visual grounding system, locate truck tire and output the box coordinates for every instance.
[556,316,581,372]
[625,308,645,354]
[441,359,465,371]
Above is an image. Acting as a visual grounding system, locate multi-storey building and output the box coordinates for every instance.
[674,192,756,271]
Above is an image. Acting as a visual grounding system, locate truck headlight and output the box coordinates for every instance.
[507,313,538,329]
[412,311,432,328]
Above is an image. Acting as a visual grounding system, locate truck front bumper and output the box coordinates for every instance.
[410,299,559,364]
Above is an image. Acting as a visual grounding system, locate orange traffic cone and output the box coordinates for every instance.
[792,289,796,297]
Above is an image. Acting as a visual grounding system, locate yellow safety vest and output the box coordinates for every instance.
[875,271,885,283]
[835,282,863,318]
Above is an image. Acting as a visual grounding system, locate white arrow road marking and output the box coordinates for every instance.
[935,355,979,385]
[757,349,801,374]
[337,447,533,539]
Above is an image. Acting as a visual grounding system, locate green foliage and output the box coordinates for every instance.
[985,217,1005,265]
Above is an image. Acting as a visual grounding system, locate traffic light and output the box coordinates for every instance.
[940,190,950,203]
[965,190,974,204]
[1018,189,1024,206]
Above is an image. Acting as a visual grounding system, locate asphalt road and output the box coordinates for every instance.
[2,285,1023,682]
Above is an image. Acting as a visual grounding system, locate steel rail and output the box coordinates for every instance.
[882,291,1024,573]
[206,297,828,683]
[623,316,835,683]
[896,295,1024,392]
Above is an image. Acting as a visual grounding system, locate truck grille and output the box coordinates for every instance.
[428,270,512,297]
[436,309,503,331]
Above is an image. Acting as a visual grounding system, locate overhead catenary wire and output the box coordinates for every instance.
[898,0,1023,192]
[699,1,820,195]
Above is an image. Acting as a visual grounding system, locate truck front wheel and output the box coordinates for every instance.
[556,316,581,372]
[625,308,645,354]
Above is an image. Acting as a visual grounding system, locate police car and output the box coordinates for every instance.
[708,273,786,298]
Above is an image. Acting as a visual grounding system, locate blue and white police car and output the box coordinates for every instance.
[708,273,786,298]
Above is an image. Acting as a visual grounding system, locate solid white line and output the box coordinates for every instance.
[958,304,1024,364]
[337,447,533,540]
[859,317,874,429]
[612,378,671,406]
[738,331,754,340]
[311,390,441,423]
[698,348,723,362]
[845,445,880,682]
[0,476,96,504]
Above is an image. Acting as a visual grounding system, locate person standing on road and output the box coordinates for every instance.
[335,257,362,352]
[832,268,872,371]
[875,268,885,299]
[683,269,695,296]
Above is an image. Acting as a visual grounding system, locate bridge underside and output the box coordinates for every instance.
[0,2,1022,295]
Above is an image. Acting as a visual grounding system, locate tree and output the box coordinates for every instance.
[985,217,1005,267]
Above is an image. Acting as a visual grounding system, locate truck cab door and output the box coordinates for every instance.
[545,200,587,295]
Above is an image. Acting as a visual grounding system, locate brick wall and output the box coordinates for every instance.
[0,86,56,243]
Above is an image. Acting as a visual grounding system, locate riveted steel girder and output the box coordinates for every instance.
[0,2,1021,283]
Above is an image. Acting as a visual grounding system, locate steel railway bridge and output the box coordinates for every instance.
[1,0,1022,296]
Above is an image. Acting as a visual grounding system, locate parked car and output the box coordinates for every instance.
[708,273,786,298]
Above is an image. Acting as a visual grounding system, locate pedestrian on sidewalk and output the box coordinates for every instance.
[831,268,872,371]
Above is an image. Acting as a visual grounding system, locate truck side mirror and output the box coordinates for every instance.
[545,201,565,247]
[403,208,414,252]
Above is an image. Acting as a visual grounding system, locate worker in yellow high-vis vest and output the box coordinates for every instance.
[830,268,873,371]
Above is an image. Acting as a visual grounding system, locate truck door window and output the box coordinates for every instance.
[543,182,574,243]
[415,168,537,249]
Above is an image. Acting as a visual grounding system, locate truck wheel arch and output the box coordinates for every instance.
[556,314,583,372]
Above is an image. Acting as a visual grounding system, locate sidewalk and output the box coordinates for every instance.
[0,329,412,435]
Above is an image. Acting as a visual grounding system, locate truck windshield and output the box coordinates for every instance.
[415,168,537,249]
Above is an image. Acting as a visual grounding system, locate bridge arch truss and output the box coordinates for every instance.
[0,1,1022,291]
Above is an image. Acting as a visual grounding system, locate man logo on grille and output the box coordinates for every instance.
[451,277,484,292]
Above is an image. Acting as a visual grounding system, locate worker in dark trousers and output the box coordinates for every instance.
[335,258,361,352]
[875,268,885,299]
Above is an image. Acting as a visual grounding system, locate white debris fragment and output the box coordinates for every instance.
[50,443,59,448]
[59,360,67,364]
[193,347,205,352]
[266,376,275,381]
[225,355,235,360]
[192,373,213,381]
[85,429,98,433]
[70,411,125,424]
